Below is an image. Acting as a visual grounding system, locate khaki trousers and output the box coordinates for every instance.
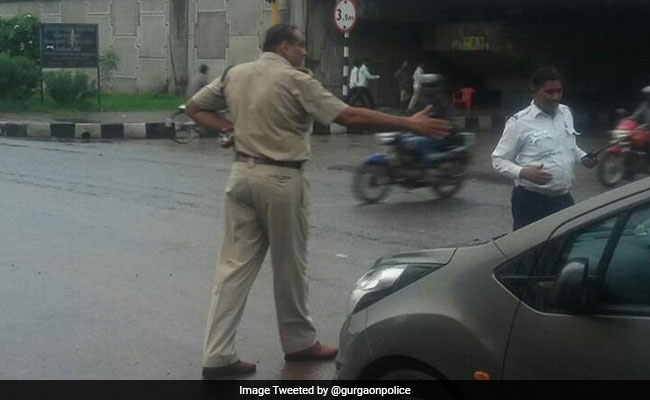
[203,161,316,367]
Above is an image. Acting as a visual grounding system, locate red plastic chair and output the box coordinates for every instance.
[453,87,475,113]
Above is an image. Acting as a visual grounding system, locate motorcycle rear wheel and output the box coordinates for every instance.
[431,160,465,198]
[597,153,626,187]
[353,162,391,204]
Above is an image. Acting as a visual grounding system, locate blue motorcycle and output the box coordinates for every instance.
[352,131,476,203]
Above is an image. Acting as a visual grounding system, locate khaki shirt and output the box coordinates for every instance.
[191,52,348,161]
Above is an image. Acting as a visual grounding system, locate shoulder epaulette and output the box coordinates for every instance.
[507,108,532,122]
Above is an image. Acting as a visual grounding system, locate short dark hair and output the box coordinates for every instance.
[531,66,561,89]
[353,60,361,67]
[262,24,299,52]
[199,64,208,74]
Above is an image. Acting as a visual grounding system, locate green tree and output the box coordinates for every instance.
[0,14,40,63]
[0,52,40,100]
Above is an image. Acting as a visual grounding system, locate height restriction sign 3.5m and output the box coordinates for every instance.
[333,0,358,34]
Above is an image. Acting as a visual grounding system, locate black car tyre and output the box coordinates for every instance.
[352,162,391,204]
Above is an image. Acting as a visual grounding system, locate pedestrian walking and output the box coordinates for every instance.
[406,62,425,113]
[491,66,598,231]
[185,64,210,99]
[186,24,450,379]
[348,60,361,104]
[349,58,379,109]
[393,60,411,112]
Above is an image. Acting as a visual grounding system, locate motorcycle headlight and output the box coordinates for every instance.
[347,263,442,314]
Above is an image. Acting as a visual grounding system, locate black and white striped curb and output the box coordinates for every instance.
[0,122,175,140]
[1,115,508,139]
[313,115,507,135]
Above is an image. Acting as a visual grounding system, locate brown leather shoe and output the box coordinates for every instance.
[202,360,257,379]
[284,341,338,362]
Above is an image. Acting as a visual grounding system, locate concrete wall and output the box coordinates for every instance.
[187,0,290,86]
[0,0,295,94]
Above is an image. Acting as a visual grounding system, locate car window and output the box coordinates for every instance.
[494,245,542,299]
[519,214,620,312]
[559,217,617,276]
[598,205,650,307]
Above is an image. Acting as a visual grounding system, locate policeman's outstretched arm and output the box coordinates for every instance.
[185,99,234,133]
[336,105,450,138]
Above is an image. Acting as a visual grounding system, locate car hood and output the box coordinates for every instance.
[373,247,457,268]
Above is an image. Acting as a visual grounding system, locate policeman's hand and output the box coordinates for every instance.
[409,105,451,138]
[520,164,553,185]
[219,130,234,149]
[581,154,598,169]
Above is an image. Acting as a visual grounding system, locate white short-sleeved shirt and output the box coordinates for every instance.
[492,101,587,195]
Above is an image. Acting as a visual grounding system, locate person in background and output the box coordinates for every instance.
[347,60,361,105]
[629,85,650,127]
[393,60,411,112]
[406,62,425,114]
[349,58,379,109]
[186,64,210,99]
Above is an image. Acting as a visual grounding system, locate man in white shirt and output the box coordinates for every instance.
[348,60,361,104]
[492,66,597,230]
[406,62,425,113]
[349,58,379,109]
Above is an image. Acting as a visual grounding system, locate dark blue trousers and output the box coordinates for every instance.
[511,186,575,231]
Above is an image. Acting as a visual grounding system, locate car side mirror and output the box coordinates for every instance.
[553,258,589,313]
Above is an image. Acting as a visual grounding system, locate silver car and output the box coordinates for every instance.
[336,177,650,382]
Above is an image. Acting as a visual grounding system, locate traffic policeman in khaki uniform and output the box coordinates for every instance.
[187,24,450,379]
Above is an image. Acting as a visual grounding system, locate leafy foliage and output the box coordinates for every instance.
[0,14,40,63]
[99,48,120,86]
[44,71,96,105]
[0,52,40,100]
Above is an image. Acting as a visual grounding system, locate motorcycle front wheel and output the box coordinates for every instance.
[352,162,391,204]
[597,152,626,187]
[431,160,465,198]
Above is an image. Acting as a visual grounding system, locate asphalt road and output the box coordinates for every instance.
[0,132,613,380]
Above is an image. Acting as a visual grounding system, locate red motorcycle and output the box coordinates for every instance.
[597,119,650,187]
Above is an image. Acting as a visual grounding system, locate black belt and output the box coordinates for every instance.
[235,152,304,170]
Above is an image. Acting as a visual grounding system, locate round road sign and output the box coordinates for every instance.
[333,0,358,34]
